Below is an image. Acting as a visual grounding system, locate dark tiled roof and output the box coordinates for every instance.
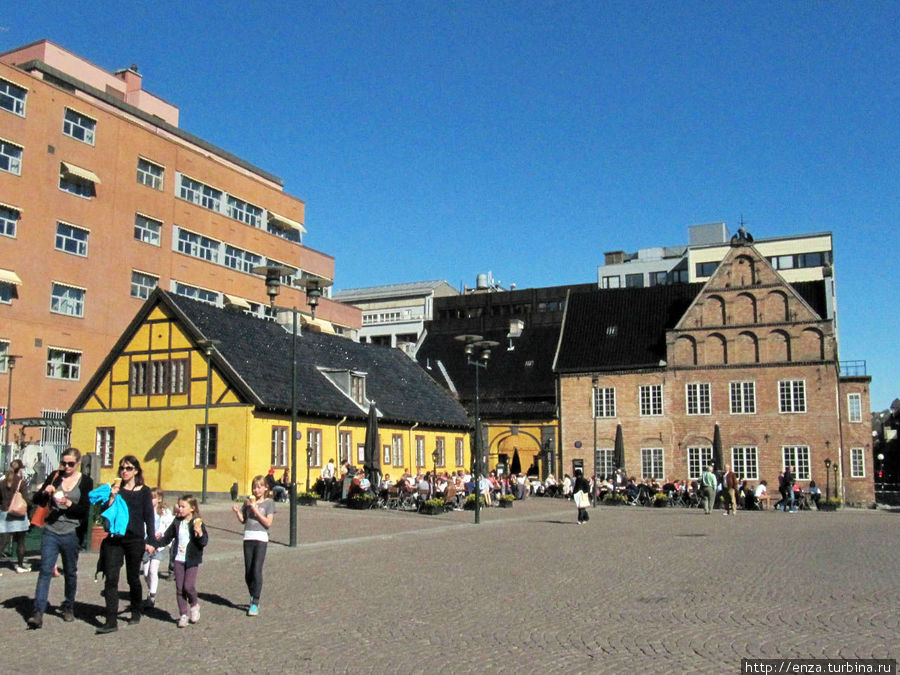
[555,280,830,373]
[416,323,561,408]
[165,292,469,428]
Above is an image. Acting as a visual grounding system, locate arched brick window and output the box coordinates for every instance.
[705,333,728,365]
[734,331,759,364]
[768,329,791,362]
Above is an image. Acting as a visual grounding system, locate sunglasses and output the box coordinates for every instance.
[119,465,135,472]
[60,461,77,468]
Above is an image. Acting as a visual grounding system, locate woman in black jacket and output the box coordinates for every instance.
[28,448,94,629]
[573,468,591,524]
[97,455,155,634]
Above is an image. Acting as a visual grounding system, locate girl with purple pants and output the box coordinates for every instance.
[155,495,208,627]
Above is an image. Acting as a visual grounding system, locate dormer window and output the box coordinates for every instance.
[350,374,365,405]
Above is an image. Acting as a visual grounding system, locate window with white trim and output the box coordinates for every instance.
[130,362,147,396]
[195,425,218,467]
[847,393,862,423]
[0,282,15,304]
[136,157,164,190]
[639,384,663,416]
[62,108,95,144]
[50,283,85,317]
[130,271,158,299]
[133,213,161,246]
[176,227,220,261]
[779,380,806,413]
[307,428,322,467]
[0,339,8,372]
[55,222,89,256]
[96,427,115,468]
[435,437,446,467]
[687,446,713,480]
[0,138,23,175]
[271,426,288,468]
[415,435,425,468]
[40,409,70,451]
[850,447,865,478]
[383,442,391,465]
[596,448,615,478]
[640,447,664,480]
[46,347,81,380]
[729,381,756,414]
[782,446,810,480]
[455,437,465,467]
[226,195,262,227]
[0,78,27,116]
[686,382,711,415]
[224,244,262,274]
[593,386,616,418]
[601,275,620,289]
[173,281,219,306]
[392,434,403,467]
[731,446,758,480]
[59,166,95,198]
[339,430,352,464]
[0,203,19,238]
[178,174,222,211]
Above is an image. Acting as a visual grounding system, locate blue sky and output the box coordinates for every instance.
[3,2,897,409]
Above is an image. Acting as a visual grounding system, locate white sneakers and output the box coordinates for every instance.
[189,604,200,624]
[177,614,188,628]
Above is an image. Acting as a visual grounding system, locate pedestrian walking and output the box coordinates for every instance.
[27,448,94,629]
[783,465,796,513]
[700,464,717,515]
[140,487,174,608]
[232,476,275,617]
[97,455,156,634]
[573,469,590,524]
[724,464,738,516]
[0,458,30,574]
[155,494,208,628]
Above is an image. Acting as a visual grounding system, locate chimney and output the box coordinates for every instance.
[115,64,143,95]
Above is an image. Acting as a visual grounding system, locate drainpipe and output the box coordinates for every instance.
[334,416,347,466]
[408,423,419,474]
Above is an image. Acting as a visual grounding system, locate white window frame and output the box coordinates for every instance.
[224,244,262,274]
[435,437,446,467]
[782,446,811,481]
[96,427,115,468]
[178,174,222,211]
[731,446,758,480]
[134,213,162,246]
[307,428,322,468]
[850,447,865,478]
[593,386,616,418]
[176,226,220,262]
[640,447,664,480]
[271,426,288,468]
[686,382,711,415]
[0,77,27,116]
[0,203,19,238]
[62,107,96,145]
[729,381,756,415]
[0,282,15,304]
[59,166,95,198]
[172,281,219,306]
[455,437,465,468]
[415,436,425,469]
[46,347,81,380]
[601,275,621,289]
[0,339,8,373]
[779,380,807,414]
[687,446,713,480]
[392,434,403,467]
[195,425,218,467]
[136,157,164,190]
[0,138,23,175]
[639,384,663,416]
[596,448,615,478]
[55,221,89,257]
[847,393,862,423]
[339,430,352,464]
[130,270,158,299]
[226,195,263,228]
[50,282,85,317]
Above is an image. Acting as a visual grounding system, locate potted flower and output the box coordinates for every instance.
[89,504,108,551]
[602,493,626,506]
[297,491,319,506]
[348,493,374,510]
[817,497,841,512]
[653,493,669,508]
[498,494,515,508]
[420,498,445,515]
[463,494,486,510]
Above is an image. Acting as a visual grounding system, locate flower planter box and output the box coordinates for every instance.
[90,525,107,551]
[297,497,318,507]
[498,499,514,508]
[348,496,374,510]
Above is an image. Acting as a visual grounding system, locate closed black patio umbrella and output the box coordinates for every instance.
[363,401,380,489]
[510,448,522,475]
[614,423,625,475]
[712,423,724,471]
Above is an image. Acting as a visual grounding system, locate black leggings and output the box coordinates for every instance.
[103,536,145,620]
[243,540,268,603]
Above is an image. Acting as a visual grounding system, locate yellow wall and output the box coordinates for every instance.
[485,421,557,476]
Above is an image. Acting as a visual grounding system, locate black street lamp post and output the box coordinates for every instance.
[252,264,332,548]
[824,458,832,500]
[454,335,499,525]
[3,354,21,452]
[198,340,220,504]
[592,375,599,507]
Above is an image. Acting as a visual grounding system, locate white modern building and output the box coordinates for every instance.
[333,280,458,350]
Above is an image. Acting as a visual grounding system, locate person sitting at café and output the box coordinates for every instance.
[752,480,768,509]
[808,480,822,507]
[544,474,559,498]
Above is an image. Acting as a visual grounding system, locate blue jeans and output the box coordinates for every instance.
[786,489,796,512]
[33,529,80,613]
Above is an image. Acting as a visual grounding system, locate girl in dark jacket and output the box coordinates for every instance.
[155,494,208,628]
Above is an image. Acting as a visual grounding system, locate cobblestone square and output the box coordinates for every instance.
[2,498,896,673]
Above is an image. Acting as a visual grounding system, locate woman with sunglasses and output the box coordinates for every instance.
[27,448,93,629]
[97,455,155,634]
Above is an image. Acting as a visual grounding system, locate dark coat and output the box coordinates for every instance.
[155,516,208,569]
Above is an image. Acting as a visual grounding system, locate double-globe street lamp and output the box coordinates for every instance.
[198,339,220,504]
[252,264,332,548]
[3,354,22,453]
[454,335,499,525]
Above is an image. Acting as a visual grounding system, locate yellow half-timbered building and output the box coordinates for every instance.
[68,289,471,495]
